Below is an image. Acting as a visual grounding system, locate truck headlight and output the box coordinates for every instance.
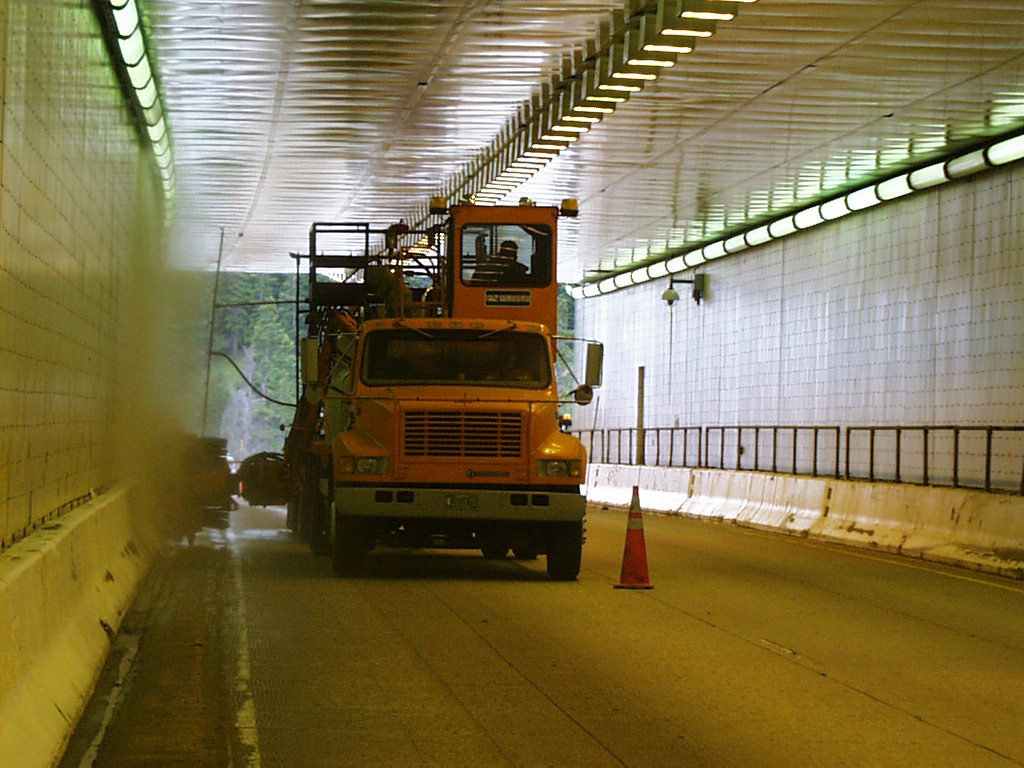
[354,457,389,474]
[338,457,389,474]
[537,459,582,478]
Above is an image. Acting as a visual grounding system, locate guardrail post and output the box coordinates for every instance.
[895,427,902,483]
[791,427,798,475]
[985,427,993,492]
[922,427,929,486]
[869,428,876,482]
[952,427,959,488]
[812,427,819,477]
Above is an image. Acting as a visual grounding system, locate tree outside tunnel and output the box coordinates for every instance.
[203,273,296,462]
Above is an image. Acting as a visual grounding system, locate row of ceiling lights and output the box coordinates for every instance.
[569,130,1024,298]
[422,0,756,215]
[98,0,175,207]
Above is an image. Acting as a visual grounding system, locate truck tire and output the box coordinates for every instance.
[546,521,583,581]
[308,491,329,556]
[331,514,370,576]
[304,467,329,556]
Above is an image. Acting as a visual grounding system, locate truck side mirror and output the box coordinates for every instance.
[584,343,603,387]
[572,385,593,406]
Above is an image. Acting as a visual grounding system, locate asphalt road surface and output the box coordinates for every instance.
[60,501,1024,767]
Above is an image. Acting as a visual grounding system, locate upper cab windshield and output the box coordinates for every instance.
[460,223,552,287]
[362,329,551,389]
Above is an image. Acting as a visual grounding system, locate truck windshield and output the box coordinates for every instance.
[362,329,551,389]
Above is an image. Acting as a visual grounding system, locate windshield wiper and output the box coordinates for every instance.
[477,321,517,339]
[394,319,434,338]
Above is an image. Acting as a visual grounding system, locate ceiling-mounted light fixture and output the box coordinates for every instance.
[570,126,1024,300]
[96,0,175,212]
[434,0,759,205]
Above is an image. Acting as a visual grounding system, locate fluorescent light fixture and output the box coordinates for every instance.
[702,241,727,259]
[724,234,747,253]
[662,27,714,37]
[523,151,557,159]
[683,249,707,267]
[613,273,633,289]
[599,84,642,92]
[846,186,881,210]
[111,0,139,35]
[118,30,145,65]
[126,56,152,89]
[648,261,669,279]
[137,80,159,110]
[586,95,627,103]
[745,225,772,246]
[945,148,988,178]
[539,133,576,142]
[819,197,850,220]
[665,256,687,273]
[627,58,675,67]
[876,174,912,200]
[561,115,600,123]
[573,105,614,114]
[611,72,657,81]
[631,267,654,284]
[907,162,948,189]
[531,143,566,151]
[985,133,1024,165]
[768,215,798,238]
[551,124,589,133]
[793,205,824,229]
[644,43,693,53]
[146,119,167,143]
[683,10,734,20]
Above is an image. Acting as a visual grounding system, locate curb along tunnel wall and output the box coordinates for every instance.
[586,463,1024,579]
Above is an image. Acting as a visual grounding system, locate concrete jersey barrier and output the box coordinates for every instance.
[586,463,1024,579]
[0,485,163,768]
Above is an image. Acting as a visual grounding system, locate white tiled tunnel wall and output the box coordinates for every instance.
[578,161,1024,490]
[0,2,163,547]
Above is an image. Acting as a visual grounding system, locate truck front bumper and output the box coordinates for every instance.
[335,485,585,522]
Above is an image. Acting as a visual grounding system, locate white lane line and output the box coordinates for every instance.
[77,633,140,768]
[231,552,262,768]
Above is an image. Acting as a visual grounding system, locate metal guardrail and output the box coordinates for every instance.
[574,425,1024,495]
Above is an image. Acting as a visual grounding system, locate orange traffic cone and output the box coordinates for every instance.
[614,485,653,589]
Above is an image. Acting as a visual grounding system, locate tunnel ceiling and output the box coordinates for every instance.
[144,0,1024,279]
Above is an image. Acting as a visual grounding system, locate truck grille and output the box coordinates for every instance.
[403,411,523,458]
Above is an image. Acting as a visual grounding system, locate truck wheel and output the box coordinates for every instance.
[308,491,329,556]
[331,514,369,576]
[480,544,509,560]
[546,521,583,581]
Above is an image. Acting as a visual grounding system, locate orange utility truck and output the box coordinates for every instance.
[285,198,602,580]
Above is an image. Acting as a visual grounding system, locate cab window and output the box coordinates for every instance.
[460,223,551,287]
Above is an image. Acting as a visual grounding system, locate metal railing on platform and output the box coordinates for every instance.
[574,424,1024,495]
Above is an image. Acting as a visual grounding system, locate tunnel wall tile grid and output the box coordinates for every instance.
[578,161,1024,489]
[0,1,155,547]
